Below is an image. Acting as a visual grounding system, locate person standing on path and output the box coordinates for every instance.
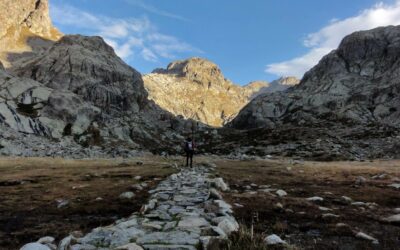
[184,137,195,167]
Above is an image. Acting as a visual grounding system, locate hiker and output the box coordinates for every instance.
[184,137,195,167]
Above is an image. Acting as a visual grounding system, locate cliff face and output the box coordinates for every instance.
[144,57,268,127]
[0,0,62,67]
[230,25,400,130]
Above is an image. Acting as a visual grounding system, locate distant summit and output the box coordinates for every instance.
[144,57,268,127]
[246,77,300,98]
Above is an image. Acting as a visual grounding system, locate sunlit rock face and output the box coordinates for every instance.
[144,57,269,127]
[0,0,62,67]
[230,25,400,130]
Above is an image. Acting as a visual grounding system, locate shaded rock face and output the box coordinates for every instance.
[13,35,147,113]
[0,0,62,67]
[230,26,400,130]
[144,57,268,127]
[1,32,195,155]
[0,65,101,139]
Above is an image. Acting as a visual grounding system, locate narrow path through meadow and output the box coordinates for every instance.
[22,163,238,250]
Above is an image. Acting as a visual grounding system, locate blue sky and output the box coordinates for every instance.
[50,0,400,84]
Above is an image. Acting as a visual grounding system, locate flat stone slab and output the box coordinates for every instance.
[178,217,210,228]
[142,245,197,250]
[136,231,200,245]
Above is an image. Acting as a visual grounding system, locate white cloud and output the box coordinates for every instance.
[266,1,400,78]
[123,0,189,21]
[50,3,199,62]
[141,48,158,62]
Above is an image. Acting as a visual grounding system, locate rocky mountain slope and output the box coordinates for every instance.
[0,0,62,67]
[143,58,268,127]
[213,26,400,160]
[230,26,400,130]
[0,34,197,157]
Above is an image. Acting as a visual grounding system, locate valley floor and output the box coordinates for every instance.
[217,158,400,249]
[0,156,399,249]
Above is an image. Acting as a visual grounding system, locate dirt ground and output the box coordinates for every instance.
[0,156,177,249]
[216,159,400,250]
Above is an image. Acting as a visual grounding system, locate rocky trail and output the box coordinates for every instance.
[20,163,239,250]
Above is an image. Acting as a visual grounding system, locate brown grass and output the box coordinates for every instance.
[217,158,400,250]
[0,156,177,249]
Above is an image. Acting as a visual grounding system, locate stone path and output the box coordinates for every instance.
[22,163,238,250]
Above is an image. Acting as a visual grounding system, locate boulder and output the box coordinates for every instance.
[264,234,286,245]
[20,242,51,250]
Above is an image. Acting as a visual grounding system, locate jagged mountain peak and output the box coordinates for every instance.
[152,57,227,86]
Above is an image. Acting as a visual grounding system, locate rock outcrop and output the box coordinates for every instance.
[12,35,147,113]
[0,0,62,67]
[230,26,400,130]
[143,57,268,127]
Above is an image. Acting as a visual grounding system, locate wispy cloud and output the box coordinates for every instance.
[50,3,200,62]
[123,0,189,21]
[266,0,400,78]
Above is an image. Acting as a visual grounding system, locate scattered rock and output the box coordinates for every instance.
[264,234,286,245]
[322,213,340,219]
[351,202,366,206]
[306,196,323,202]
[209,188,222,200]
[355,176,367,185]
[119,192,135,200]
[210,178,229,191]
[218,218,239,235]
[341,196,352,203]
[319,206,332,211]
[355,232,379,244]
[131,184,144,191]
[233,203,243,208]
[388,183,400,189]
[371,173,387,180]
[56,199,69,209]
[276,189,287,197]
[382,214,400,223]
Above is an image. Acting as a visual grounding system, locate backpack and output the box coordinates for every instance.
[184,141,194,151]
